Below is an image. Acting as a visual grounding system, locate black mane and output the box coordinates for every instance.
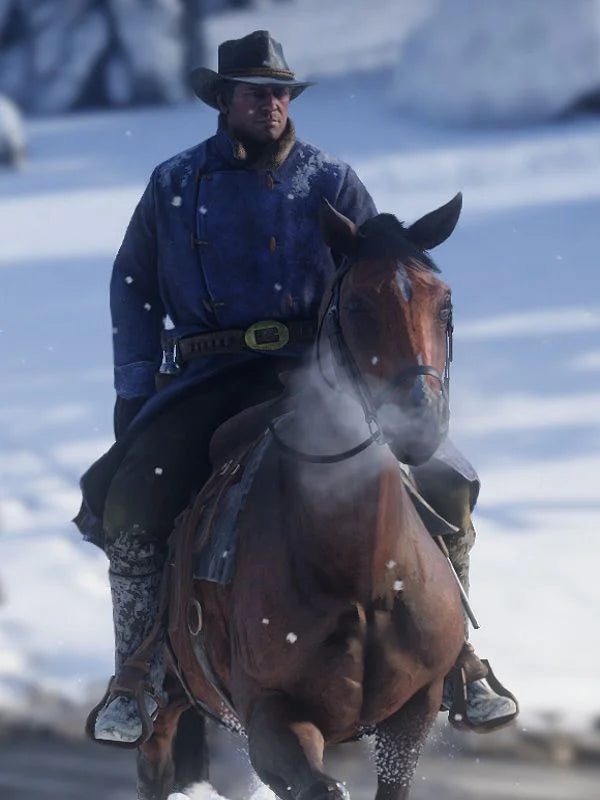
[356,213,440,273]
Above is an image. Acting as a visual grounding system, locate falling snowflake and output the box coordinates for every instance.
[393,580,404,592]
[200,205,208,215]
[112,327,118,335]
[286,632,297,644]
[154,467,163,476]
[125,275,134,284]
[386,560,396,569]
[171,195,182,207]
[222,549,229,559]
[371,356,379,365]
[262,618,270,625]
[143,302,152,311]
[287,193,294,200]
[274,282,282,291]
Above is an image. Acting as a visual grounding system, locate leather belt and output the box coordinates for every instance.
[177,318,318,362]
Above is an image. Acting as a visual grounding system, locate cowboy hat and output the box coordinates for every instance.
[190,30,314,109]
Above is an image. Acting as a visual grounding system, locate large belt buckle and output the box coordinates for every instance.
[244,319,290,351]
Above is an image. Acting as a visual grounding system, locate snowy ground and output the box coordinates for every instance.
[1,0,599,759]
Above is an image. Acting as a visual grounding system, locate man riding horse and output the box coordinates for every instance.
[74,30,517,747]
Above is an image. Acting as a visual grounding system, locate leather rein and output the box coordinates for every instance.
[268,258,453,464]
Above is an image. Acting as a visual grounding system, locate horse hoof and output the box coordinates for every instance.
[299,779,350,800]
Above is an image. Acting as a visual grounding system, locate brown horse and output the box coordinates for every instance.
[137,194,466,800]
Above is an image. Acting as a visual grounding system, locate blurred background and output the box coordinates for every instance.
[1,1,599,798]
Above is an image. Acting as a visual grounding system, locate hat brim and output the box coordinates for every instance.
[190,67,314,109]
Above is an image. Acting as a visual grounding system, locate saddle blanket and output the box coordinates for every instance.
[193,430,272,584]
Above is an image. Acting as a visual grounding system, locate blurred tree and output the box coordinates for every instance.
[0,0,209,114]
[204,0,254,8]
[182,0,207,84]
[0,1,28,105]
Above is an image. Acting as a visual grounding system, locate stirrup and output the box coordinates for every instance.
[446,659,519,733]
[85,670,162,749]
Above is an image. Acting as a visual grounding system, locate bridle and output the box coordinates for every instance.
[269,257,453,464]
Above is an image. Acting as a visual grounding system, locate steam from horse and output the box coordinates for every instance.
[132,193,466,800]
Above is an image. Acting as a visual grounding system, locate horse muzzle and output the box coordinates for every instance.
[378,378,449,465]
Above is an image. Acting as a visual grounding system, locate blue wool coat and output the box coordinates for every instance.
[111,122,377,416]
[75,122,378,544]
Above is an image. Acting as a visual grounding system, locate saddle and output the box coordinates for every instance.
[209,392,284,466]
[98,399,286,738]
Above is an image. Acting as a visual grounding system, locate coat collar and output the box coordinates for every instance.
[214,115,296,171]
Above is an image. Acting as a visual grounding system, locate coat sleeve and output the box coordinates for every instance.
[327,165,377,267]
[335,165,378,226]
[110,169,165,400]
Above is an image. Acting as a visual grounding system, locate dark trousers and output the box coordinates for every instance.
[103,359,294,576]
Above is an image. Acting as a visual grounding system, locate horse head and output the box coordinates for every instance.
[319,193,462,465]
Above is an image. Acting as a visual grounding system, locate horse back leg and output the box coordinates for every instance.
[136,700,189,800]
[373,682,441,800]
[248,693,349,800]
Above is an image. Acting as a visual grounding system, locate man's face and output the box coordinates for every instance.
[223,83,290,144]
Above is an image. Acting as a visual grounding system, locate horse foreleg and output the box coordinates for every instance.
[137,701,189,800]
[172,708,209,792]
[248,693,349,800]
[373,683,440,800]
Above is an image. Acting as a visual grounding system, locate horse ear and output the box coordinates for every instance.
[406,192,463,251]
[319,197,358,254]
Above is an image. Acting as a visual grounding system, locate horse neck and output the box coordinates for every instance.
[281,363,409,597]
[287,352,371,454]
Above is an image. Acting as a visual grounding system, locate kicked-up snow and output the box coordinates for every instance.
[166,778,278,800]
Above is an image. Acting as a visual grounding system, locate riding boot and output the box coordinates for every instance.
[441,521,519,732]
[409,463,519,732]
[93,569,166,744]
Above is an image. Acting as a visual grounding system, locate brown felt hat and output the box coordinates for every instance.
[190,30,314,109]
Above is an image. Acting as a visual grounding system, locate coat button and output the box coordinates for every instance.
[269,236,277,252]
[266,172,274,190]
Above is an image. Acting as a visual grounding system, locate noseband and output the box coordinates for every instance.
[269,258,453,464]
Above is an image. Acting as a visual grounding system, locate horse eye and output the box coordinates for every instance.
[439,302,452,323]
